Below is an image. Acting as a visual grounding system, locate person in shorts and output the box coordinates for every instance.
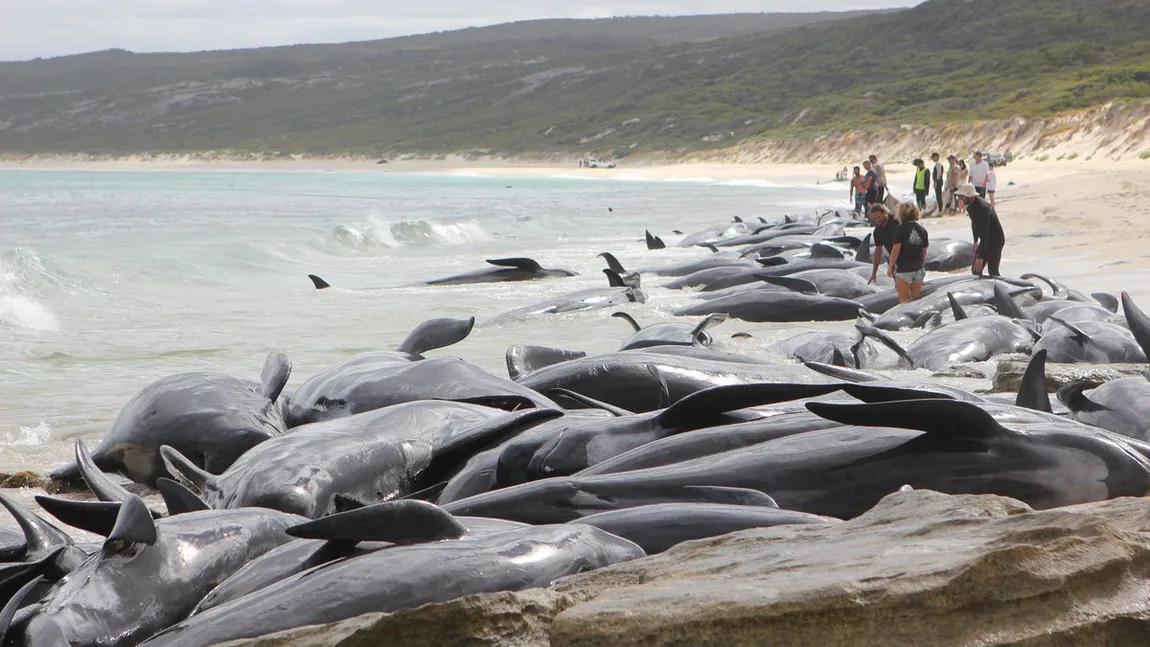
[986,166,998,207]
[887,202,930,303]
[866,203,898,284]
[849,165,867,216]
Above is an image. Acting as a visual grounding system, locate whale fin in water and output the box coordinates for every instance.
[308,274,330,290]
[611,311,642,333]
[597,252,627,274]
[395,316,475,356]
[259,352,292,403]
[645,230,666,250]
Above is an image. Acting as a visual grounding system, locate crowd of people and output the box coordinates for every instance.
[854,151,1006,304]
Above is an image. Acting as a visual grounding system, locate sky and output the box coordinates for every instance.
[2,0,920,62]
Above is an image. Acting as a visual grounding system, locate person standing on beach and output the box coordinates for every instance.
[863,160,878,210]
[931,152,945,215]
[866,203,898,284]
[945,154,960,214]
[887,202,930,303]
[986,165,998,207]
[912,158,931,211]
[869,154,888,203]
[957,158,969,191]
[968,152,991,198]
[956,182,1005,277]
[850,166,867,216]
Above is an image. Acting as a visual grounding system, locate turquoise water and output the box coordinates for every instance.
[0,169,843,471]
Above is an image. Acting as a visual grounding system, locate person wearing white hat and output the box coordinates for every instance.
[956,182,1005,276]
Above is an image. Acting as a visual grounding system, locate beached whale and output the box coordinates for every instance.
[49,352,292,487]
[421,257,577,285]
[612,312,727,350]
[485,269,646,326]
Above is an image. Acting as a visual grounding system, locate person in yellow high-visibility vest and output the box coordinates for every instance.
[912,158,931,211]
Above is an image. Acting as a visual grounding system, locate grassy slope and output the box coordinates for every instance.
[0,1,1146,155]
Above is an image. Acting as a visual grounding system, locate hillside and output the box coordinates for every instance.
[0,0,1147,157]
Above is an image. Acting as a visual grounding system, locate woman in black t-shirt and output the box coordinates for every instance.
[887,203,930,303]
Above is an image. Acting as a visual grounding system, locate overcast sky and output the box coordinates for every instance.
[3,0,920,62]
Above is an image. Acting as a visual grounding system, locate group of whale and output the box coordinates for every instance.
[6,208,1150,646]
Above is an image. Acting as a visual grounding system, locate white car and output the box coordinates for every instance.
[584,158,616,169]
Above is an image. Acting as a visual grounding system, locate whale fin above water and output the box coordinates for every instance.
[505,345,587,380]
[75,439,135,504]
[286,499,467,546]
[855,233,873,264]
[0,576,42,643]
[691,313,729,341]
[394,316,475,356]
[1121,292,1150,360]
[0,493,73,559]
[1015,350,1052,413]
[1057,382,1106,413]
[156,478,210,515]
[855,323,914,368]
[159,445,215,491]
[597,252,627,274]
[1093,292,1119,313]
[105,496,158,551]
[948,293,968,321]
[611,311,643,332]
[259,352,292,403]
[645,230,666,250]
[806,398,1008,440]
[992,283,1026,319]
[831,348,848,367]
[1045,316,1091,344]
[604,269,628,288]
[33,496,121,537]
[308,274,330,290]
[485,257,544,271]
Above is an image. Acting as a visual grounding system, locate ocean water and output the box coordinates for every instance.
[0,168,868,475]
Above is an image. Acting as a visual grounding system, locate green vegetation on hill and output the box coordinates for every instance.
[0,0,1146,156]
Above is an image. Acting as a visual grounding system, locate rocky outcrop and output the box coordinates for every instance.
[992,359,1147,393]
[226,490,1150,647]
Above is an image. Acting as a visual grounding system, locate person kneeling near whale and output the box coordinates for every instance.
[867,203,897,285]
[886,203,930,303]
[956,182,1005,277]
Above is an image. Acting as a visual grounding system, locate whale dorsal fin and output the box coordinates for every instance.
[597,252,627,274]
[808,243,845,259]
[948,293,968,321]
[505,345,586,380]
[287,499,466,546]
[611,311,642,332]
[1015,350,1052,413]
[308,274,330,290]
[992,283,1026,319]
[486,257,543,271]
[157,478,210,515]
[33,496,121,537]
[104,495,157,552]
[1122,292,1150,360]
[604,269,627,288]
[159,445,215,491]
[645,230,666,250]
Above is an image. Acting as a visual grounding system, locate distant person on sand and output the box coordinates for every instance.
[957,158,969,188]
[863,160,878,210]
[968,152,991,198]
[956,182,1005,277]
[850,166,867,215]
[911,158,931,211]
[887,202,930,303]
[866,203,898,284]
[868,154,888,203]
[945,154,960,214]
[931,152,945,215]
[986,165,998,207]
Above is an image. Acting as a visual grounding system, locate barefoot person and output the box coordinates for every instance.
[956,182,1005,277]
[849,166,866,216]
[931,152,945,215]
[866,203,898,284]
[887,203,929,303]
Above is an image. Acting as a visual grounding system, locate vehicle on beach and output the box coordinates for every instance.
[584,157,617,169]
[981,151,1013,167]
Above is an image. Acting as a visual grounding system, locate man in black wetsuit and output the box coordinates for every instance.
[956,182,1005,277]
[867,203,898,284]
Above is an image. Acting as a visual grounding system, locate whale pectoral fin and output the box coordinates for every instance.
[156,478,209,515]
[683,486,778,508]
[1092,292,1119,313]
[839,383,957,404]
[427,408,565,490]
[992,283,1026,319]
[0,576,42,643]
[691,313,729,340]
[658,383,846,429]
[308,274,330,290]
[855,323,914,368]
[806,398,1008,439]
[1121,292,1150,361]
[74,439,133,504]
[802,360,883,383]
[505,344,586,381]
[1015,350,1053,413]
[33,496,122,537]
[611,311,643,333]
[548,388,633,417]
[1046,316,1090,345]
[0,492,73,556]
[702,244,719,254]
[104,496,157,551]
[394,316,476,356]
[259,352,292,403]
[755,256,789,267]
[159,445,214,492]
[287,499,467,545]
[1057,382,1106,413]
[486,257,544,271]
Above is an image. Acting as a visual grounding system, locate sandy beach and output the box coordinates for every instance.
[5,153,1149,283]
